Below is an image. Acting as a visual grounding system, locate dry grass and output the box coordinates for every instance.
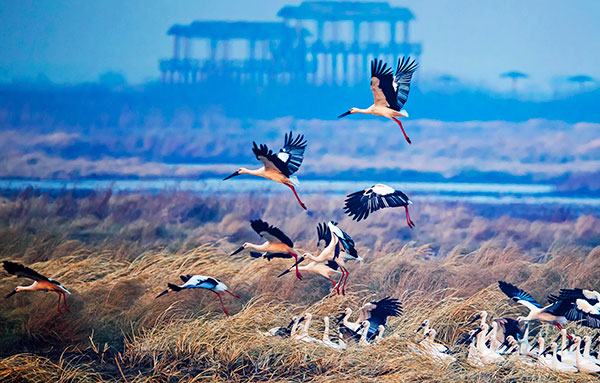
[0,190,599,382]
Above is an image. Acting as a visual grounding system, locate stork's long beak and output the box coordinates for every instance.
[415,322,425,333]
[230,246,245,256]
[223,170,240,180]
[467,314,481,325]
[5,289,16,299]
[156,288,171,298]
[277,256,305,278]
[337,110,352,119]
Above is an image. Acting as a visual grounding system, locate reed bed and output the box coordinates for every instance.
[0,190,599,382]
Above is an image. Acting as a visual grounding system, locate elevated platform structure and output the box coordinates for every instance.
[159,1,421,85]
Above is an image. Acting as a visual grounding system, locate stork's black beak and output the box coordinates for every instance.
[5,289,16,299]
[467,314,481,325]
[223,170,240,180]
[230,246,245,256]
[277,269,291,278]
[337,110,352,119]
[277,256,305,278]
[156,289,170,298]
[415,322,425,333]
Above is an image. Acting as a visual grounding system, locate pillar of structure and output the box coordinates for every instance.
[389,21,396,45]
[403,21,410,43]
[173,35,180,59]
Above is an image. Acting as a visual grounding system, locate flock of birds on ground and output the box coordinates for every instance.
[2,56,600,375]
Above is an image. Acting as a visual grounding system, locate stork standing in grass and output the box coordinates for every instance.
[344,184,415,228]
[3,260,71,314]
[223,131,308,210]
[338,57,418,144]
[231,219,304,280]
[156,275,240,317]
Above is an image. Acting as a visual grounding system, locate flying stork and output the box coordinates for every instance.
[223,131,308,210]
[3,260,71,314]
[555,288,600,328]
[289,221,360,295]
[344,184,415,228]
[231,219,304,280]
[277,257,342,289]
[156,275,240,317]
[338,57,418,144]
[498,281,574,338]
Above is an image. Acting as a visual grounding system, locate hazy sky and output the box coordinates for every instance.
[1,0,599,91]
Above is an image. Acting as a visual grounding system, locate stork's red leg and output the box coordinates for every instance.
[62,293,71,312]
[404,206,415,229]
[214,292,229,317]
[286,184,307,210]
[334,268,344,295]
[327,277,337,288]
[225,290,240,299]
[392,118,411,144]
[555,323,573,340]
[289,252,303,280]
[341,267,349,296]
[56,293,63,314]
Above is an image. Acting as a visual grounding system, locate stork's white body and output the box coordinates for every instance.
[574,337,600,373]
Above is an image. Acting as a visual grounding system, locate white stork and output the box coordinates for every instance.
[555,288,600,328]
[356,297,403,342]
[156,275,240,317]
[223,131,308,210]
[277,258,342,289]
[338,57,418,144]
[344,184,415,228]
[3,260,71,314]
[549,342,578,373]
[231,219,303,280]
[498,281,574,338]
[574,336,600,373]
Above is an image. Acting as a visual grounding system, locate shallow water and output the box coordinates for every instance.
[1,178,598,207]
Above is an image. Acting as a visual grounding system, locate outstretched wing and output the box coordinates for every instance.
[498,281,542,311]
[252,142,291,176]
[276,132,307,176]
[250,219,294,248]
[316,222,332,247]
[559,288,600,306]
[344,184,411,222]
[370,59,398,109]
[394,56,418,110]
[563,299,600,328]
[2,261,51,282]
[329,222,358,258]
[365,297,402,339]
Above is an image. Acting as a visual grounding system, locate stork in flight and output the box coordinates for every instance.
[156,274,240,317]
[223,131,308,210]
[344,184,415,228]
[3,260,71,314]
[338,57,418,144]
[231,219,304,280]
[289,221,361,295]
[498,281,575,338]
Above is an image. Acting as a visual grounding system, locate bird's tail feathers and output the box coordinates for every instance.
[289,176,300,187]
[5,289,17,299]
[167,283,183,292]
[398,109,409,118]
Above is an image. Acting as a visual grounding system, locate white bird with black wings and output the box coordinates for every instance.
[344,184,415,228]
[338,57,418,144]
[231,219,304,280]
[223,131,308,210]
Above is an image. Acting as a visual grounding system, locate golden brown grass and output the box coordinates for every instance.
[1,191,599,382]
